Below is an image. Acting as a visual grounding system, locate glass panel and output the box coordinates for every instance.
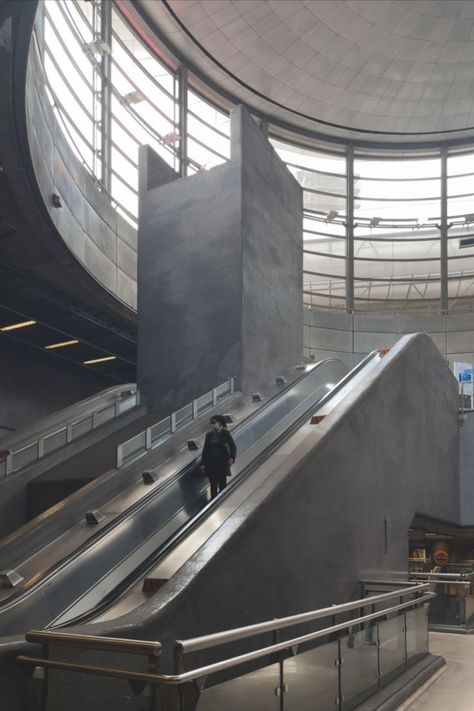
[187,137,227,170]
[70,416,94,440]
[43,428,68,455]
[378,616,406,680]
[464,591,474,627]
[215,380,231,400]
[12,443,39,472]
[196,391,213,414]
[117,395,137,414]
[195,663,280,711]
[340,628,378,711]
[94,404,116,427]
[150,418,171,444]
[175,403,193,428]
[283,641,339,710]
[122,431,146,461]
[271,139,346,175]
[406,607,428,664]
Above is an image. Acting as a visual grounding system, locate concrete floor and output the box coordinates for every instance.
[397,632,474,710]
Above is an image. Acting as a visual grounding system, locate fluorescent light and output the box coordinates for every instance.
[45,339,79,350]
[0,320,36,332]
[83,356,117,365]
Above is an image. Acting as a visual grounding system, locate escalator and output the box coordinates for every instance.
[0,356,372,637]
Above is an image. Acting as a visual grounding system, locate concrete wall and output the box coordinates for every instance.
[304,307,474,372]
[0,338,111,435]
[26,32,137,310]
[138,106,302,412]
[460,412,474,525]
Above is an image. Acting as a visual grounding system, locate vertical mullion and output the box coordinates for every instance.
[346,145,354,312]
[178,65,188,177]
[440,144,448,312]
[100,0,112,190]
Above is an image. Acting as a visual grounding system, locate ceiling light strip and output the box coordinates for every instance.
[83,356,117,365]
[0,320,36,331]
[44,339,80,350]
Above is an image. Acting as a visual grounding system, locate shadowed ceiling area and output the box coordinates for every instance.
[134,0,474,143]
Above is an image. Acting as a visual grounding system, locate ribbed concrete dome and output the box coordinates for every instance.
[133,0,474,143]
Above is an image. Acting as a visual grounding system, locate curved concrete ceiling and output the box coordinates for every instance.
[134,0,474,144]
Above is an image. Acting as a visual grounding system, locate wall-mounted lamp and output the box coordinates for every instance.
[82,40,111,56]
[122,90,145,105]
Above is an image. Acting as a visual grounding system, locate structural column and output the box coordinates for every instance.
[137,106,303,412]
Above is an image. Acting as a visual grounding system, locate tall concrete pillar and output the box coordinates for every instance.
[138,106,302,413]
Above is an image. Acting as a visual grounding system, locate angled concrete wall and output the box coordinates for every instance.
[138,106,302,412]
[36,333,460,711]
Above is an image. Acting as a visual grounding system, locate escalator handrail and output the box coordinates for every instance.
[56,351,381,626]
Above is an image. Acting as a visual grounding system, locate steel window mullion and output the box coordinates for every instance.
[112,58,176,125]
[346,144,354,311]
[110,141,138,170]
[100,0,112,191]
[284,161,345,179]
[186,132,228,162]
[187,107,230,141]
[44,46,95,122]
[178,65,188,177]
[110,56,177,125]
[304,250,346,260]
[69,0,94,34]
[110,101,175,159]
[110,168,138,196]
[110,87,176,151]
[111,30,177,102]
[47,91,95,153]
[355,194,440,202]
[354,256,439,262]
[441,145,448,311]
[43,14,93,88]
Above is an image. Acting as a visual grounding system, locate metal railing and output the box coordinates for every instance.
[19,583,433,710]
[116,378,235,467]
[0,390,139,478]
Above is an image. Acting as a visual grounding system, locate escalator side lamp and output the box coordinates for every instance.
[310,415,326,425]
[85,510,106,524]
[223,414,233,424]
[187,440,200,451]
[379,348,390,356]
[0,569,24,588]
[251,393,263,402]
[296,362,306,370]
[275,376,287,385]
[142,470,159,484]
[143,577,168,594]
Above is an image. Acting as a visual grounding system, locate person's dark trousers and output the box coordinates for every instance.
[210,476,227,499]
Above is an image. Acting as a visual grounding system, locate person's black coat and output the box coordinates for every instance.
[200,429,236,480]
